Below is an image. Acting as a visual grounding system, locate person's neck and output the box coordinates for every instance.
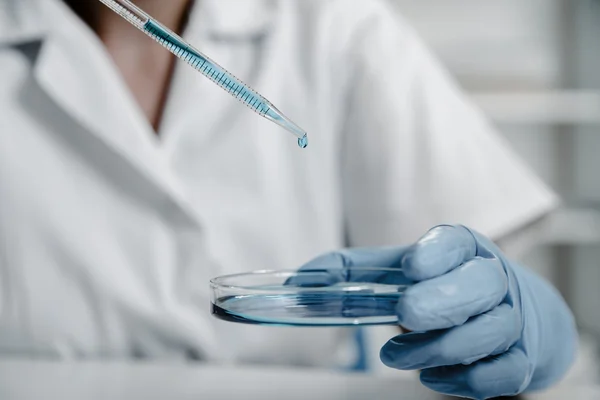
[63,0,196,133]
[66,0,193,36]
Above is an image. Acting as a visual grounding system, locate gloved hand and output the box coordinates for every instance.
[300,225,577,399]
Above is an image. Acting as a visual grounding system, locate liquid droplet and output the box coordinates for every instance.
[298,134,308,149]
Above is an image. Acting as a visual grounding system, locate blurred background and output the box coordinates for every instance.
[2,1,600,399]
[391,0,600,388]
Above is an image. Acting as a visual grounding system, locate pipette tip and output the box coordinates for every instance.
[298,134,308,149]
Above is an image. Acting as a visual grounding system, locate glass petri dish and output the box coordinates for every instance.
[210,268,410,326]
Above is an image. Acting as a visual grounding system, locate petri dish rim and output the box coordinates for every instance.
[210,267,408,326]
[210,267,405,292]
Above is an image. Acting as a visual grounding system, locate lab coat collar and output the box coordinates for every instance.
[6,0,207,228]
[194,0,276,39]
[0,0,274,226]
[0,0,49,45]
[0,0,276,45]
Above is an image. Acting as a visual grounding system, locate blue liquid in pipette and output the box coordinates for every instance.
[144,20,271,114]
[211,292,403,326]
[143,19,309,148]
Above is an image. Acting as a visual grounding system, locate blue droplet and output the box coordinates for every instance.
[298,134,308,149]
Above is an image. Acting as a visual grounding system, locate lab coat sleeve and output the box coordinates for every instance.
[339,3,559,246]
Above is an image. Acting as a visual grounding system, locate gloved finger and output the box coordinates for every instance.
[284,269,348,287]
[288,247,412,287]
[397,256,507,331]
[286,248,411,317]
[380,303,520,370]
[300,247,408,270]
[401,225,478,281]
[419,347,532,399]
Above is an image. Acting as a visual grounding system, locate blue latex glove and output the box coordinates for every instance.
[301,225,577,399]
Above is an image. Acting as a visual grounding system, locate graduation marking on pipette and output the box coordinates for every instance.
[97,0,308,148]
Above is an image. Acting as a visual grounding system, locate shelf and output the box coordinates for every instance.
[470,91,600,125]
[543,208,600,245]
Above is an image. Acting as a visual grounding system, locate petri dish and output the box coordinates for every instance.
[210,268,410,326]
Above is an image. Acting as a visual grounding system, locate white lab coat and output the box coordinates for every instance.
[0,0,558,367]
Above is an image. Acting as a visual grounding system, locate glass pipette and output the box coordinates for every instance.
[97,0,308,148]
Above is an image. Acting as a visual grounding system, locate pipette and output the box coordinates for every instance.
[97,0,308,148]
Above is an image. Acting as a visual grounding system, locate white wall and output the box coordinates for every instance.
[391,0,563,90]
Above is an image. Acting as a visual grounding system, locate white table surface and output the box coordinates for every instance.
[2,359,598,400]
[527,386,600,400]
[0,359,445,400]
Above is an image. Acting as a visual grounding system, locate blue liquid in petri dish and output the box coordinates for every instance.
[211,292,403,326]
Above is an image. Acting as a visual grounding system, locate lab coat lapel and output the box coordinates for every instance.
[33,36,159,165]
[28,0,205,227]
[200,0,276,39]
